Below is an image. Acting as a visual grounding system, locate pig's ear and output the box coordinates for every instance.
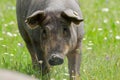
[61,9,83,24]
[25,10,46,29]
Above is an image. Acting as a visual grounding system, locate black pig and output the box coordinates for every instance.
[16,0,84,79]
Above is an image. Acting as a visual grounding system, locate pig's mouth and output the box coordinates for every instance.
[48,54,64,66]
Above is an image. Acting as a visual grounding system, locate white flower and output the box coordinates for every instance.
[38,60,43,64]
[4,24,8,27]
[89,41,92,43]
[109,30,112,33]
[83,38,86,41]
[9,21,15,25]
[83,69,86,72]
[88,41,94,46]
[7,32,13,37]
[2,45,7,47]
[87,47,92,50]
[98,28,103,31]
[4,53,9,55]
[10,54,14,57]
[104,37,107,40]
[64,73,69,76]
[103,19,108,23]
[17,43,24,47]
[13,34,17,37]
[115,36,120,40]
[11,6,15,10]
[50,78,55,80]
[102,8,109,12]
[0,38,4,41]
[115,20,120,24]
[88,43,94,46]
[8,6,15,10]
[2,31,5,34]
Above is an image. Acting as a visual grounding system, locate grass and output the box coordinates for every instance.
[0,0,120,80]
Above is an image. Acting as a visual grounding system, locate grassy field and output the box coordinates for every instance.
[0,0,120,80]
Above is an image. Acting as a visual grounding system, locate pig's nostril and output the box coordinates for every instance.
[48,56,63,66]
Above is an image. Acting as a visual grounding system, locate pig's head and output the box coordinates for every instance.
[25,9,83,66]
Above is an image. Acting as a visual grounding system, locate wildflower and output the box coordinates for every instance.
[17,43,24,47]
[83,38,86,41]
[64,73,69,76]
[103,19,108,23]
[115,36,120,40]
[50,78,55,80]
[2,31,5,34]
[89,41,92,43]
[2,45,7,47]
[83,69,86,72]
[10,54,14,57]
[98,28,103,31]
[4,53,9,55]
[87,47,92,50]
[88,43,94,46]
[104,37,107,40]
[7,32,13,37]
[9,21,15,25]
[115,20,120,24]
[38,60,43,64]
[13,34,17,37]
[109,30,112,33]
[102,8,109,12]
[0,38,4,41]
[8,6,15,10]
[4,24,8,27]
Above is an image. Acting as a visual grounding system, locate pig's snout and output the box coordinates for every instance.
[48,54,64,66]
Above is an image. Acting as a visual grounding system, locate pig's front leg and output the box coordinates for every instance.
[67,42,82,80]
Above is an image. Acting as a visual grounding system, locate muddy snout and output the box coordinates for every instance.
[48,54,64,66]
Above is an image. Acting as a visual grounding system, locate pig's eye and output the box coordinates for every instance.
[42,29,48,39]
[63,27,69,37]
